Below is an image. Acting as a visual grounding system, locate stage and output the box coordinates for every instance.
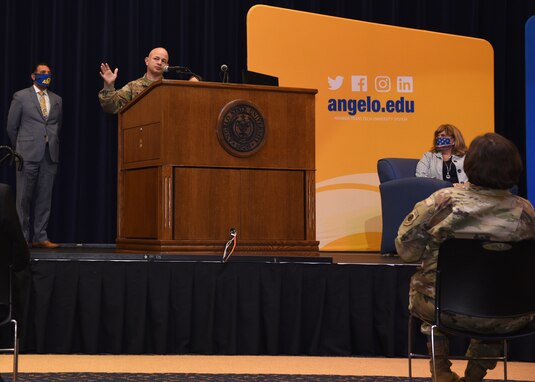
[21,246,535,361]
[30,244,407,265]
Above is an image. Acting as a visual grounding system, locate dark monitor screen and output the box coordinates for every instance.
[242,70,279,86]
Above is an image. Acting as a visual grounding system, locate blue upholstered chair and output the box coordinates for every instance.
[377,158,451,254]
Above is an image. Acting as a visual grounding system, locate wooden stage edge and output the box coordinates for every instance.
[29,243,411,266]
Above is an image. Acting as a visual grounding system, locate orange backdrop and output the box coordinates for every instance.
[247,5,494,251]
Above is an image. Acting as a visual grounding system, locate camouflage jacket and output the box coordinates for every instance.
[395,184,535,299]
[98,75,153,114]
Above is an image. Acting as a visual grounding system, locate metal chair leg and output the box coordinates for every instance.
[408,315,413,381]
[503,339,508,382]
[430,325,437,382]
[11,319,18,382]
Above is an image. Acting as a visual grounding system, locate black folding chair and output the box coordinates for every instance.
[408,238,535,381]
[0,266,19,382]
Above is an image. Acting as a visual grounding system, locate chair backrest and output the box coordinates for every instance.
[437,239,535,318]
[377,158,419,183]
[379,177,452,254]
[0,266,12,326]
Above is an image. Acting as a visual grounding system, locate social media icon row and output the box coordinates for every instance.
[328,75,414,93]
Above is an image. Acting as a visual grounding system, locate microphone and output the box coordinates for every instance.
[164,65,203,81]
[220,64,229,83]
[163,65,188,73]
[222,227,237,262]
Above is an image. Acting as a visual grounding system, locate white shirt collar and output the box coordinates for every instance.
[33,84,48,95]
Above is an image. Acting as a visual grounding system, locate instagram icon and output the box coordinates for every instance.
[375,76,391,92]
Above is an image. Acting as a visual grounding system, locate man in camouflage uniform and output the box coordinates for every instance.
[396,133,535,382]
[98,47,169,114]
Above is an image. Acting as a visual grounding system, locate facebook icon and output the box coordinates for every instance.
[351,75,368,91]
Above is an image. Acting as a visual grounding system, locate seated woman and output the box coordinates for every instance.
[396,133,535,382]
[416,123,468,186]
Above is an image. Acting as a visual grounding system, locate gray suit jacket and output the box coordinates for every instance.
[6,86,62,163]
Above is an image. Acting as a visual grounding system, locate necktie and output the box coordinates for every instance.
[38,91,48,119]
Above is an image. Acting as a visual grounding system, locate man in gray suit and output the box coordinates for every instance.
[6,63,62,248]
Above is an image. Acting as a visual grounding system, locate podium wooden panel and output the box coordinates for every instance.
[116,80,318,255]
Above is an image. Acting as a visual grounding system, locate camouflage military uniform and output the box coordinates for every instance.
[396,183,535,335]
[98,75,153,114]
[396,183,535,379]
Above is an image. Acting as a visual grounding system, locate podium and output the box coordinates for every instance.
[116,80,318,256]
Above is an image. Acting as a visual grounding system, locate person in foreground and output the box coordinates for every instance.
[416,123,468,186]
[98,47,199,114]
[6,63,62,249]
[0,184,29,280]
[396,133,535,382]
[0,184,31,382]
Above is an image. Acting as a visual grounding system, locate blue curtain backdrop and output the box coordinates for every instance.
[1,0,535,244]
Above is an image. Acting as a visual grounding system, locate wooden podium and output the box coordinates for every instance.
[116,80,318,256]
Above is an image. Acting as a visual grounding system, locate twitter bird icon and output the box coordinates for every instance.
[328,76,344,90]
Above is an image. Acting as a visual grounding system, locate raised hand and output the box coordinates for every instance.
[99,63,118,87]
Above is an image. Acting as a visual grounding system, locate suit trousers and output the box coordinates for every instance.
[15,144,57,242]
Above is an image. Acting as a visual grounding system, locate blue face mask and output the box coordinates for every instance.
[34,73,52,87]
[436,136,452,149]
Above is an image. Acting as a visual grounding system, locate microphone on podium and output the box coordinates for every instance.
[163,65,188,73]
[220,64,229,83]
[164,64,203,81]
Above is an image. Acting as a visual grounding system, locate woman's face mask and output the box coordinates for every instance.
[34,73,52,87]
[436,136,453,150]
